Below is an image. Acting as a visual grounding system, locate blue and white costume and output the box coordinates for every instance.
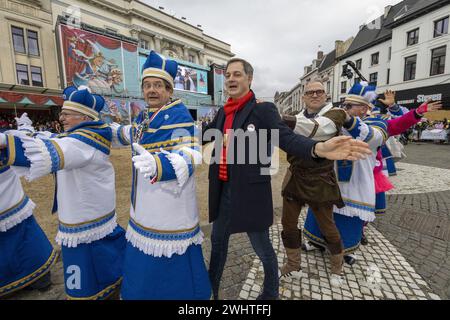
[0,127,57,297]
[379,104,409,177]
[0,87,126,300]
[112,51,210,300]
[304,82,388,253]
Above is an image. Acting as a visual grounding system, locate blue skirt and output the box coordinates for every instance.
[61,225,126,300]
[0,215,57,297]
[303,208,364,254]
[121,243,211,300]
[375,192,386,215]
[384,157,397,176]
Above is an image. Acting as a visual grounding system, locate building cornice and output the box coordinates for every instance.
[338,35,391,61]
[80,0,233,56]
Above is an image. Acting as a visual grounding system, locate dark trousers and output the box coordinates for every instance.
[282,196,343,255]
[208,182,279,299]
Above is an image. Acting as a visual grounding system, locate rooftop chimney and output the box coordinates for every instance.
[384,5,392,18]
[317,51,324,60]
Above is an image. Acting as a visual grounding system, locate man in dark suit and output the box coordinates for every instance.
[202,58,371,300]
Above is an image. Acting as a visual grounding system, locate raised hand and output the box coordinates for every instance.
[132,143,157,179]
[378,90,396,107]
[416,99,443,115]
[314,136,372,161]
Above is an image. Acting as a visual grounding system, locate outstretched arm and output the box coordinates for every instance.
[388,101,442,136]
[0,134,96,181]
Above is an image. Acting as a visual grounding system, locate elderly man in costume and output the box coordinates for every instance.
[302,82,443,274]
[110,51,210,300]
[279,80,348,283]
[0,87,126,300]
[0,114,58,297]
[359,92,442,246]
[301,82,388,286]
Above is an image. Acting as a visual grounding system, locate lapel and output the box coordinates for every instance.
[216,108,225,131]
[232,97,256,130]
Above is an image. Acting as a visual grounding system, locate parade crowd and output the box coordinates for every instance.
[0,114,62,133]
[0,51,445,301]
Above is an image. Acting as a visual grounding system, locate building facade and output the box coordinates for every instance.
[0,0,234,125]
[278,0,450,120]
[0,0,63,120]
[335,0,450,119]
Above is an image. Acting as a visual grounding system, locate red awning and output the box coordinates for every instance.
[0,90,63,106]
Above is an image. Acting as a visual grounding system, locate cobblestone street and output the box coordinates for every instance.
[5,143,450,300]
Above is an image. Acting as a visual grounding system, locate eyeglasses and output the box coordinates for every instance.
[142,82,165,90]
[304,90,325,97]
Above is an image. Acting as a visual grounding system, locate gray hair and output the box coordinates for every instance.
[226,58,254,77]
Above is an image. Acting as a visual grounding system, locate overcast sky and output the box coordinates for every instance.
[143,0,403,101]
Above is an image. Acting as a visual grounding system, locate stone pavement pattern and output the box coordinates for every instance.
[241,218,441,300]
[373,158,450,299]
[5,143,450,300]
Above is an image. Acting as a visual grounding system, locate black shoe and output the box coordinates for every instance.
[361,234,369,246]
[256,293,280,300]
[344,255,356,266]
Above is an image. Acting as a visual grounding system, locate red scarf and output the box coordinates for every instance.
[219,90,254,181]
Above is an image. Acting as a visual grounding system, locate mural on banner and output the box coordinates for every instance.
[59,24,140,97]
[174,65,208,94]
[129,100,147,122]
[100,98,131,125]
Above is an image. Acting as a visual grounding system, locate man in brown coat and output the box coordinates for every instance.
[280,80,348,284]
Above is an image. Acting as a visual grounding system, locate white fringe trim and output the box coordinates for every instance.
[180,147,203,165]
[164,151,190,188]
[357,122,370,142]
[0,199,35,232]
[125,226,204,258]
[20,135,52,182]
[55,216,117,248]
[334,206,376,223]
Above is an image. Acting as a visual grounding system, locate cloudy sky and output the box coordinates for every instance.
[143,0,402,101]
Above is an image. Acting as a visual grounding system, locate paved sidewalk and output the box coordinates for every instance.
[6,144,450,300]
[240,217,440,300]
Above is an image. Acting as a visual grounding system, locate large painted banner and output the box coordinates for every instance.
[59,24,140,97]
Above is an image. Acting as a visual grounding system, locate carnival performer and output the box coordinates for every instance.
[0,87,126,300]
[358,96,443,247]
[374,90,409,178]
[0,114,58,298]
[302,82,387,286]
[278,80,348,284]
[110,50,210,300]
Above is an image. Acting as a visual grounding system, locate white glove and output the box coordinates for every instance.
[15,113,35,133]
[110,122,121,131]
[132,143,157,178]
[0,133,6,148]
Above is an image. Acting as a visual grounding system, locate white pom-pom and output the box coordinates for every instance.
[363,91,378,103]
[78,85,92,93]
[359,81,369,87]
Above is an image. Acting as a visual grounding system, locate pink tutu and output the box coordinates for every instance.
[374,170,394,193]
